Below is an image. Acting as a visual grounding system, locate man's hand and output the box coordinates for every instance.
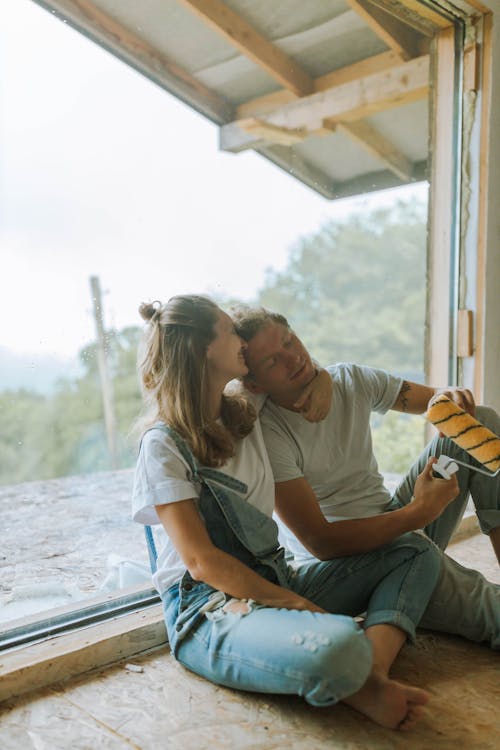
[293,368,333,422]
[409,457,460,527]
[428,387,476,437]
[430,387,476,417]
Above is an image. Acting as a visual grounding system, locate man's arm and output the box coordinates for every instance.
[275,460,459,559]
[392,380,476,416]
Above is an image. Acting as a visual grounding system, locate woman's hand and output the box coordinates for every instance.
[293,368,333,422]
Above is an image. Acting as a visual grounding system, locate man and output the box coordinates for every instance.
[233,306,500,648]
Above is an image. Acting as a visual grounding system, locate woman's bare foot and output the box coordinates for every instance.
[342,671,430,730]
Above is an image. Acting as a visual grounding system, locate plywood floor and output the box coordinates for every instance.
[1,533,499,750]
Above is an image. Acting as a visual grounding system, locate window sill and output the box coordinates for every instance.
[0,600,167,702]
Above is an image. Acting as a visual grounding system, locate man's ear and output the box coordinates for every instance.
[243,377,267,395]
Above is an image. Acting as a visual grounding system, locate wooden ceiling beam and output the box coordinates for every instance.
[346,0,423,59]
[34,0,233,122]
[236,50,402,120]
[238,115,413,183]
[220,55,429,152]
[178,0,314,96]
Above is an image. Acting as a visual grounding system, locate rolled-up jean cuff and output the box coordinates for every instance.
[476,509,500,535]
[363,610,416,644]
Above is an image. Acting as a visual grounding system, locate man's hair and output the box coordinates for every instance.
[231,304,289,343]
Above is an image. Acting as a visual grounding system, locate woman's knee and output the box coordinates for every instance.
[300,617,372,704]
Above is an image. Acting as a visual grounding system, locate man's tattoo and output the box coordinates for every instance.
[398,381,412,412]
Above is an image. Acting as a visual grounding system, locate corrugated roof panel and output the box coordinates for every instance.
[196,12,388,104]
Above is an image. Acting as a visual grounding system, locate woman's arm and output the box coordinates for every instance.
[155,499,325,612]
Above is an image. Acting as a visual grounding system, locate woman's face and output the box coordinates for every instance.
[206,309,248,382]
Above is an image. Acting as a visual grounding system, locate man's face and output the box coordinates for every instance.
[244,321,316,405]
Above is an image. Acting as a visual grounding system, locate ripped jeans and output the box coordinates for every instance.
[162,533,440,707]
[151,424,440,706]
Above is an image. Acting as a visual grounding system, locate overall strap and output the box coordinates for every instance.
[144,524,158,573]
[150,423,248,494]
[142,423,247,572]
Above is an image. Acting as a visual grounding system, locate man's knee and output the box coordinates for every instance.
[476,405,500,432]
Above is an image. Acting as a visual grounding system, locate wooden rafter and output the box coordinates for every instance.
[238,120,308,147]
[178,0,314,96]
[220,55,429,153]
[34,0,233,122]
[238,114,413,183]
[335,121,413,181]
[347,0,422,59]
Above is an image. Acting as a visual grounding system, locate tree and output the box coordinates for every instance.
[0,327,144,485]
[258,199,427,377]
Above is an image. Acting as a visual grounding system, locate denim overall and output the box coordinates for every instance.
[145,424,292,653]
[143,424,443,705]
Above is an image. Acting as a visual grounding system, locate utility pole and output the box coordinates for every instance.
[90,275,118,470]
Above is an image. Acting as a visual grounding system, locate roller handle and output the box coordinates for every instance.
[432,454,459,480]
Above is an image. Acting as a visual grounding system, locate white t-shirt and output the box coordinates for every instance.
[132,412,275,595]
[260,363,402,561]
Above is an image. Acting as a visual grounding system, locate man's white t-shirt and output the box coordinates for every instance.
[260,363,402,561]
[132,414,275,595]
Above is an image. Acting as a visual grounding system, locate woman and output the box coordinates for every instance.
[132,294,441,730]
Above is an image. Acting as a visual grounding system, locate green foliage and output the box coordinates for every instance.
[0,389,50,483]
[0,198,428,484]
[371,411,425,475]
[0,328,143,485]
[258,200,427,375]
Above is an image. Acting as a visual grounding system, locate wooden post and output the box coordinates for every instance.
[90,275,118,469]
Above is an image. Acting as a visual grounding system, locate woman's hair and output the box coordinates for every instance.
[138,294,255,467]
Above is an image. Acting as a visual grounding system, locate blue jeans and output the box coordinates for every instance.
[163,533,440,707]
[391,406,500,648]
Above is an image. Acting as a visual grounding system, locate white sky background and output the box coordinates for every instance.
[1,0,427,361]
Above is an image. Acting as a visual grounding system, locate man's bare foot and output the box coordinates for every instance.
[342,671,429,730]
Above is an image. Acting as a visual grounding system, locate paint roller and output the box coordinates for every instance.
[426,394,500,478]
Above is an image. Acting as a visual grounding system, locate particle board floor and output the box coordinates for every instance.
[1,533,499,750]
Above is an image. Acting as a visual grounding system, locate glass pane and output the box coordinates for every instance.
[0,1,428,635]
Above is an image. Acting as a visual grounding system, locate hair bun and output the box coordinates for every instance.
[139,301,162,322]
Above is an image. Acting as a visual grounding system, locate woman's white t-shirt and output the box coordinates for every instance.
[132,405,274,595]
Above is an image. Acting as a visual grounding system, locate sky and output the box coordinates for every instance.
[0,0,427,363]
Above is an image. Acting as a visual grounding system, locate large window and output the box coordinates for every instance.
[1,0,431,643]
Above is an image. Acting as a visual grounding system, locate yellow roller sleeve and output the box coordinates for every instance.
[426,395,500,472]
